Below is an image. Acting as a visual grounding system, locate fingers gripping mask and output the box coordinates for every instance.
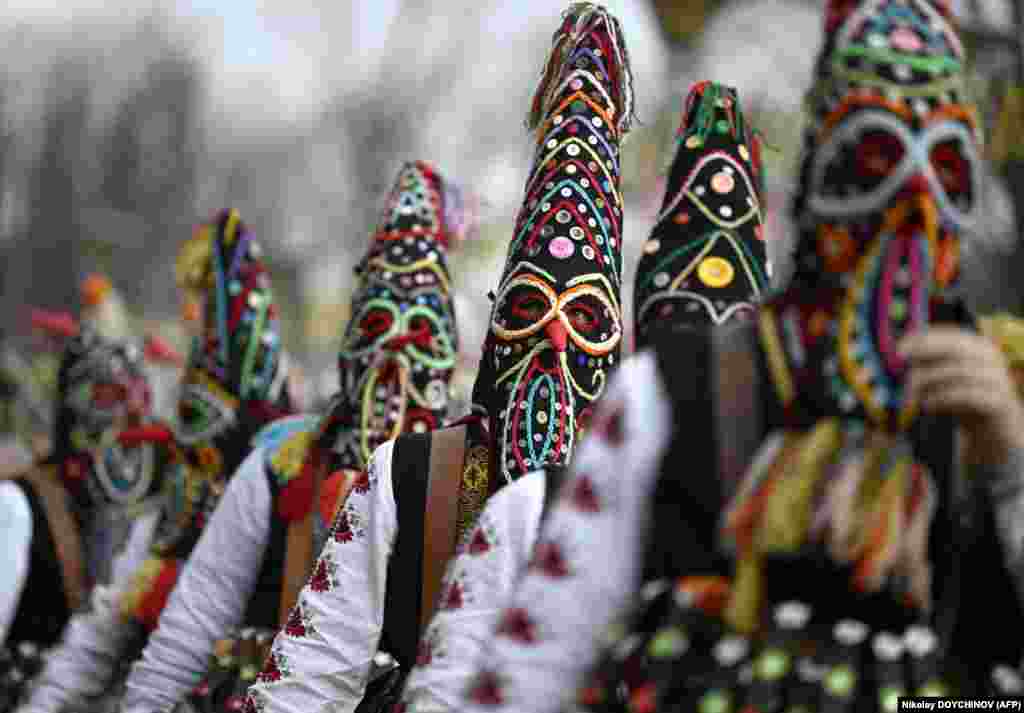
[334,161,459,469]
[786,0,982,428]
[55,328,157,506]
[635,82,770,347]
[481,2,634,483]
[175,209,288,473]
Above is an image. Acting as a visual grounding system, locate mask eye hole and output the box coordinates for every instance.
[92,382,126,409]
[930,140,972,206]
[511,294,549,322]
[361,311,393,338]
[565,304,598,334]
[856,130,904,181]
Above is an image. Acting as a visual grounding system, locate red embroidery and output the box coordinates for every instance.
[255,649,288,683]
[570,475,601,513]
[497,607,538,644]
[333,511,354,543]
[592,402,624,445]
[469,670,505,706]
[443,581,465,611]
[468,528,491,555]
[353,469,371,494]
[284,604,310,638]
[416,638,433,666]
[531,541,570,578]
[392,705,407,713]
[310,555,335,592]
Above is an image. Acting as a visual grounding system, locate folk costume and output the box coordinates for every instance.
[245,5,634,711]
[19,210,293,713]
[0,322,161,712]
[397,80,771,713]
[456,2,1024,711]
[0,325,157,646]
[117,160,463,713]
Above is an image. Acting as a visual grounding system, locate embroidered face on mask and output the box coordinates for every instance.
[479,2,633,483]
[175,209,290,476]
[332,161,459,469]
[635,82,770,347]
[785,0,980,428]
[54,327,157,506]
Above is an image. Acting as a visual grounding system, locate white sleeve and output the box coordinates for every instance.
[120,447,273,713]
[17,509,161,713]
[400,472,546,713]
[245,439,398,713]
[460,353,673,713]
[0,481,32,642]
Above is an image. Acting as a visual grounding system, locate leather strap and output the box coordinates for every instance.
[420,425,466,630]
[278,512,315,629]
[24,465,86,612]
[277,460,359,627]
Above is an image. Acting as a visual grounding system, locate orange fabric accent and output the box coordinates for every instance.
[136,559,181,632]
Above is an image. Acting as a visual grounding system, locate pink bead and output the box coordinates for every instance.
[549,236,575,259]
[890,28,923,53]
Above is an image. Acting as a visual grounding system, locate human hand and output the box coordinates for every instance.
[902,326,1024,467]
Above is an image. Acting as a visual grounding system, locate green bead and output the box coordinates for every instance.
[825,666,857,697]
[647,627,689,659]
[716,119,731,134]
[698,690,731,713]
[879,686,905,713]
[918,681,948,698]
[756,649,791,681]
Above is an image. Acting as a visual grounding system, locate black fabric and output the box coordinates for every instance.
[6,479,71,648]
[642,324,732,585]
[379,431,431,670]
[638,319,1024,683]
[242,464,290,630]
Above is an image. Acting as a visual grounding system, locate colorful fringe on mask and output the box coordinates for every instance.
[718,419,937,634]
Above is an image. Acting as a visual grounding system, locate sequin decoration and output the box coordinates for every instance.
[330,161,460,472]
[479,2,634,483]
[122,209,293,628]
[634,82,769,343]
[785,0,979,429]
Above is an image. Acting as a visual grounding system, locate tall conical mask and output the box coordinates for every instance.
[326,161,460,470]
[477,2,634,483]
[635,81,770,347]
[782,0,980,428]
[175,209,290,470]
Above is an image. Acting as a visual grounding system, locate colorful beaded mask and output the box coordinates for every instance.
[635,81,770,347]
[54,326,156,506]
[175,209,289,471]
[332,161,460,469]
[785,0,980,428]
[480,2,633,483]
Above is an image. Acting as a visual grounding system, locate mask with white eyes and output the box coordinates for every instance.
[332,161,460,469]
[635,81,771,348]
[783,0,981,428]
